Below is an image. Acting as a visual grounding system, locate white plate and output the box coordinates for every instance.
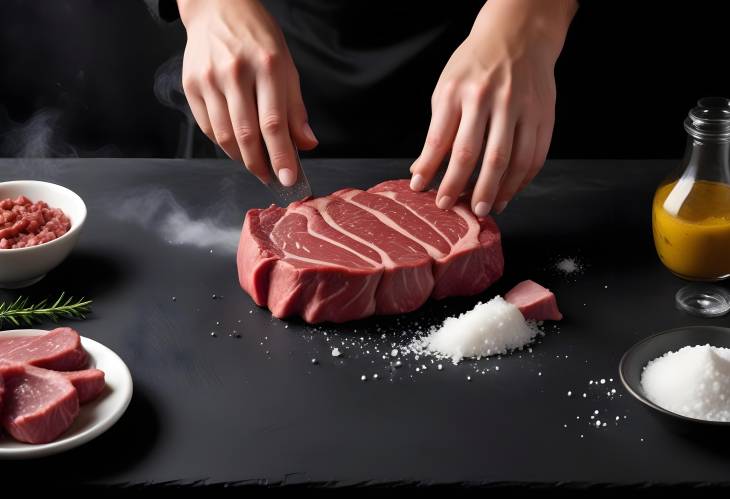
[0,329,133,459]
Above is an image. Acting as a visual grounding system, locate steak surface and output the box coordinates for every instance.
[0,363,79,444]
[238,180,504,323]
[0,327,88,371]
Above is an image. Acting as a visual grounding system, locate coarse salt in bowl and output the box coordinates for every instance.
[0,180,87,288]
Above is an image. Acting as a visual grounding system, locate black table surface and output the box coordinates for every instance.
[2,158,730,488]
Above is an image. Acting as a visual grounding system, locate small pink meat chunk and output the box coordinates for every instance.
[61,369,106,404]
[505,280,563,321]
[0,195,71,249]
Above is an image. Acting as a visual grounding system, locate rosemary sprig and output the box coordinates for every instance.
[0,293,92,327]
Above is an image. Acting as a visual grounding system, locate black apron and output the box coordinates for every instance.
[264,1,484,157]
[159,0,484,157]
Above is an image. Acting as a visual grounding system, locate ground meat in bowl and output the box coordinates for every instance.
[0,195,71,249]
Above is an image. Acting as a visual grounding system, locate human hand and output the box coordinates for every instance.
[177,0,318,185]
[409,0,576,215]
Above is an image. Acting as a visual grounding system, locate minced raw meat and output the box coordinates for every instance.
[0,195,71,249]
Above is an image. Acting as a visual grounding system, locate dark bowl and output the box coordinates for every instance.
[619,325,730,429]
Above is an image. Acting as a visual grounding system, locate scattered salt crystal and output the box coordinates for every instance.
[391,349,398,357]
[373,374,379,380]
[467,376,472,381]
[595,420,601,427]
[437,364,443,371]
[556,257,581,274]
[331,348,342,357]
[567,391,572,396]
[600,378,606,384]
[641,344,730,422]
[361,375,367,381]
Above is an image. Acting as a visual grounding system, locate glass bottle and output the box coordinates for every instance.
[652,97,730,316]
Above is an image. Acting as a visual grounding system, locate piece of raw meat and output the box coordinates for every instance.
[238,180,504,323]
[505,280,563,321]
[0,327,88,371]
[1,364,80,444]
[0,362,25,415]
[61,369,106,404]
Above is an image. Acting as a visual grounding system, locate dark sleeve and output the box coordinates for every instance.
[150,0,180,22]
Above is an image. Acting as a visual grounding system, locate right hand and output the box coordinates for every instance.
[177,0,318,186]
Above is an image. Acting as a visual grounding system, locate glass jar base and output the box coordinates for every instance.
[669,271,730,282]
[675,284,730,317]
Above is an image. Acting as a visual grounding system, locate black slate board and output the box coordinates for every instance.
[1,158,730,488]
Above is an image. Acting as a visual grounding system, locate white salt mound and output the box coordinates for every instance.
[641,344,730,422]
[424,296,539,364]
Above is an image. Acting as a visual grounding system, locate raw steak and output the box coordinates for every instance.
[238,180,504,323]
[0,327,88,371]
[505,280,563,321]
[0,363,79,444]
[0,363,24,415]
[61,369,106,404]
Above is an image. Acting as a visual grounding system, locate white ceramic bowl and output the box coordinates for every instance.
[0,180,87,288]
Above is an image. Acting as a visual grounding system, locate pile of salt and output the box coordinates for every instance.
[641,344,730,422]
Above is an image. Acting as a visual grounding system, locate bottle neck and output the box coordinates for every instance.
[683,137,730,183]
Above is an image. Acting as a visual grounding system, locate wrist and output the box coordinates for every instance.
[176,0,204,26]
[472,0,578,58]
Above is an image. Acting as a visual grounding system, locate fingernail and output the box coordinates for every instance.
[494,201,508,214]
[474,202,491,217]
[303,122,318,144]
[436,195,452,210]
[278,168,296,187]
[410,173,426,191]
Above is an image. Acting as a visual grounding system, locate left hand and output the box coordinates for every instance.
[409,0,577,216]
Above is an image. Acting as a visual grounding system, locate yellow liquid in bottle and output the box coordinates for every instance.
[653,180,730,280]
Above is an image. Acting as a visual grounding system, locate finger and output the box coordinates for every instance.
[226,82,271,183]
[409,97,461,192]
[286,71,318,151]
[185,90,213,141]
[256,73,298,187]
[471,108,516,217]
[491,122,537,213]
[519,120,553,192]
[201,88,241,162]
[434,103,489,209]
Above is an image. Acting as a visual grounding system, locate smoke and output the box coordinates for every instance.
[154,54,195,158]
[0,108,77,158]
[110,187,240,254]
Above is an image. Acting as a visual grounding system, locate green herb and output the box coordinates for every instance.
[0,293,92,327]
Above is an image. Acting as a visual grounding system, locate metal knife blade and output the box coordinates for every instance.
[264,148,312,206]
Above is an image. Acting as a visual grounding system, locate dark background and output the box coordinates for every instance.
[0,0,728,160]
